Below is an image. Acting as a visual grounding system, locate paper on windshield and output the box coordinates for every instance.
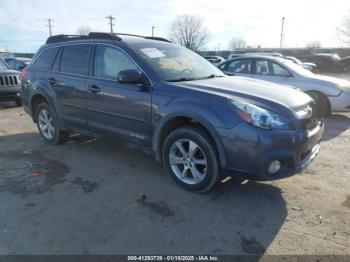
[140,48,166,58]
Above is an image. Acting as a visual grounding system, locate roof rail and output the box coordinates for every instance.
[46,32,121,44]
[45,32,171,44]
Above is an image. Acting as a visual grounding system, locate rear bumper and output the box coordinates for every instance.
[219,120,324,181]
[328,91,350,112]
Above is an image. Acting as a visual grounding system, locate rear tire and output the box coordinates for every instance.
[307,91,330,117]
[162,126,220,192]
[35,103,69,145]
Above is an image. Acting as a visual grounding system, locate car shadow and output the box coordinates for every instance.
[0,132,287,256]
[322,114,350,141]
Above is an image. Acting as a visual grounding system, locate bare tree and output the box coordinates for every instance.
[306,40,321,49]
[338,10,350,44]
[228,37,247,50]
[169,15,209,51]
[76,26,92,36]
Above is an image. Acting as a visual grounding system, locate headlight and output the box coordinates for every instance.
[231,100,293,130]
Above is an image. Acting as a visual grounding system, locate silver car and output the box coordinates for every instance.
[218,55,350,116]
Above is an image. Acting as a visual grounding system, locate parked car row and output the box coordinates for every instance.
[217,55,350,116]
[19,32,324,191]
[0,57,22,106]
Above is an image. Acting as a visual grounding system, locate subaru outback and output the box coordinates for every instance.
[20,33,324,191]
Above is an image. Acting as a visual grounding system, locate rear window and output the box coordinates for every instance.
[34,47,58,70]
[60,45,90,75]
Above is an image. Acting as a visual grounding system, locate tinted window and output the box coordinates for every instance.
[255,60,269,75]
[226,59,252,73]
[34,48,58,70]
[60,45,90,75]
[94,45,138,80]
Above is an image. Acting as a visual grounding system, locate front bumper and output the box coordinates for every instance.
[0,87,21,102]
[328,91,350,112]
[219,120,324,181]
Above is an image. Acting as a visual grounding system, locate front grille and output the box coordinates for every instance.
[0,75,19,87]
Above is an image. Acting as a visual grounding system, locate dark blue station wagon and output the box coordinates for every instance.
[20,33,324,191]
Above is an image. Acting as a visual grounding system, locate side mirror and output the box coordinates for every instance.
[117,69,142,84]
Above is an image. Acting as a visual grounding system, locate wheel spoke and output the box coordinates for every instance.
[190,167,204,183]
[175,141,187,156]
[180,167,188,179]
[193,158,207,166]
[169,154,186,165]
[188,140,198,158]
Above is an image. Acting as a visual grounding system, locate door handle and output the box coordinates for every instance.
[87,84,101,93]
[48,77,57,85]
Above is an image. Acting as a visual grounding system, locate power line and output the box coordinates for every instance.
[46,18,54,36]
[106,15,115,33]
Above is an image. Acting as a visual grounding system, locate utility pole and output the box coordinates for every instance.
[279,17,285,49]
[106,15,115,33]
[46,18,54,36]
[152,26,155,37]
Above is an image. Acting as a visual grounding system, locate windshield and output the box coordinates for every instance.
[0,59,8,69]
[132,43,224,81]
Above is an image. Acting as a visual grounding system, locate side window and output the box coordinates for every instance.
[60,45,90,75]
[255,60,269,75]
[34,48,58,70]
[271,62,290,76]
[93,45,139,80]
[227,59,252,74]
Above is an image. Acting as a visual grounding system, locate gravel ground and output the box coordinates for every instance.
[0,102,349,256]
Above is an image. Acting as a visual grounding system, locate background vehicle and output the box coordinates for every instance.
[21,33,323,191]
[339,56,350,71]
[204,56,225,66]
[284,56,317,72]
[0,58,21,106]
[302,53,344,72]
[0,51,15,61]
[227,52,283,60]
[218,55,350,116]
[5,57,31,72]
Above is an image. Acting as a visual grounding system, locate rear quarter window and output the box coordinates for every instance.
[34,47,58,70]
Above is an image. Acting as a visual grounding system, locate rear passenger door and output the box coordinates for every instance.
[50,44,92,129]
[86,44,152,146]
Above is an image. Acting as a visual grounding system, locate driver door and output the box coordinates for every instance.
[86,44,152,146]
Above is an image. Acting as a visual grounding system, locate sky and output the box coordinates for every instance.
[0,0,349,53]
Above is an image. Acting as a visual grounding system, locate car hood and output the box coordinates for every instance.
[176,76,313,110]
[306,74,350,91]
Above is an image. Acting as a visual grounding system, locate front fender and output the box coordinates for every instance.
[152,110,228,169]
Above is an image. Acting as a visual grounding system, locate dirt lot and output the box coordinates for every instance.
[0,102,349,256]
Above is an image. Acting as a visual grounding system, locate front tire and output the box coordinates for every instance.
[35,103,69,144]
[162,126,220,192]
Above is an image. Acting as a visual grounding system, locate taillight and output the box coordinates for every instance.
[20,68,28,80]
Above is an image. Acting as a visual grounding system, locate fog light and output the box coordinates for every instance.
[268,160,281,174]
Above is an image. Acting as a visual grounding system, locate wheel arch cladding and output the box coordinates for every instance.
[153,112,227,169]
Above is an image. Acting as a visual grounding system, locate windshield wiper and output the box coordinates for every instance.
[167,74,224,82]
[197,74,225,80]
[167,77,198,82]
